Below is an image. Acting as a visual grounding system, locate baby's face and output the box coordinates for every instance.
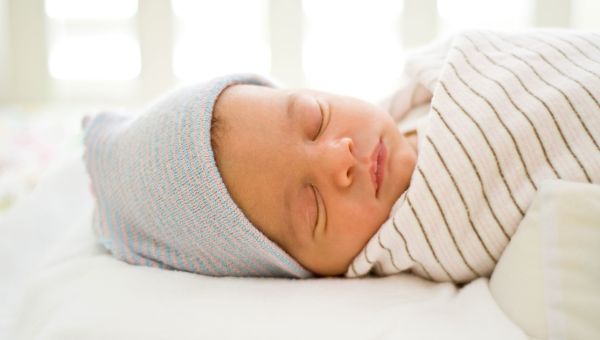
[214,84,417,276]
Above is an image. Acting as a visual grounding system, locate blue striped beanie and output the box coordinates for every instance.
[82,74,312,278]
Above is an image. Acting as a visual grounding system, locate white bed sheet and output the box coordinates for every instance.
[0,151,93,340]
[3,153,526,340]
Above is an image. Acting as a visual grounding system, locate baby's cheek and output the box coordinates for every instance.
[339,226,377,268]
[346,214,381,248]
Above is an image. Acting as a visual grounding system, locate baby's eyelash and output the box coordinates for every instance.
[313,101,326,140]
[311,184,320,234]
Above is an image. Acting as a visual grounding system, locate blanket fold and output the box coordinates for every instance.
[347,30,600,283]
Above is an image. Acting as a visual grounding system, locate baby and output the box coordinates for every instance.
[83,73,421,278]
[210,79,426,276]
[84,30,600,282]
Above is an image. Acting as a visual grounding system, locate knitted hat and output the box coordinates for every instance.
[82,74,313,278]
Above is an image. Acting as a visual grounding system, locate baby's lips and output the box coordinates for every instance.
[369,139,383,194]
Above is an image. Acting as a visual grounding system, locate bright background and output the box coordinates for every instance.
[1,3,598,338]
[0,0,599,212]
[2,0,600,106]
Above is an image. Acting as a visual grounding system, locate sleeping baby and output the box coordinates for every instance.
[83,30,600,283]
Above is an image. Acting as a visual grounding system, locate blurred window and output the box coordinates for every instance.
[437,0,533,33]
[172,0,270,81]
[6,0,589,105]
[45,0,137,20]
[302,0,404,102]
[45,0,140,81]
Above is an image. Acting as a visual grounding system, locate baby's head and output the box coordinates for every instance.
[212,82,417,276]
[83,74,416,278]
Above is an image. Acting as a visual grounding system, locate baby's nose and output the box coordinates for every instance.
[320,137,356,188]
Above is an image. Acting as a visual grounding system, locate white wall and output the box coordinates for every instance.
[0,0,11,102]
[268,0,304,88]
[535,0,571,26]
[7,0,49,104]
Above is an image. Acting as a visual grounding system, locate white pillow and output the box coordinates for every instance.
[490,180,600,340]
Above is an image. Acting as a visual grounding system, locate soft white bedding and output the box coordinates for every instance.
[490,180,600,339]
[0,152,93,340]
[4,94,599,339]
[3,155,526,340]
[4,64,598,337]
[349,30,600,283]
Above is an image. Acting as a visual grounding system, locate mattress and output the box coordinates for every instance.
[2,154,526,340]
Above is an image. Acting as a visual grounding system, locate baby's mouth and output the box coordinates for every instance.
[370,139,387,197]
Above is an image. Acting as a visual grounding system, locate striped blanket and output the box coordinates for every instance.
[346,30,600,283]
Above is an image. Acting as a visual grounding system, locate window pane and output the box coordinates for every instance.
[172,0,270,81]
[302,0,404,101]
[437,0,533,33]
[49,33,141,80]
[45,0,137,20]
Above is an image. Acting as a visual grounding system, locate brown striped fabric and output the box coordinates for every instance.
[346,30,600,283]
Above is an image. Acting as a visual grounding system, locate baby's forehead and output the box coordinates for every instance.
[215,84,282,110]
